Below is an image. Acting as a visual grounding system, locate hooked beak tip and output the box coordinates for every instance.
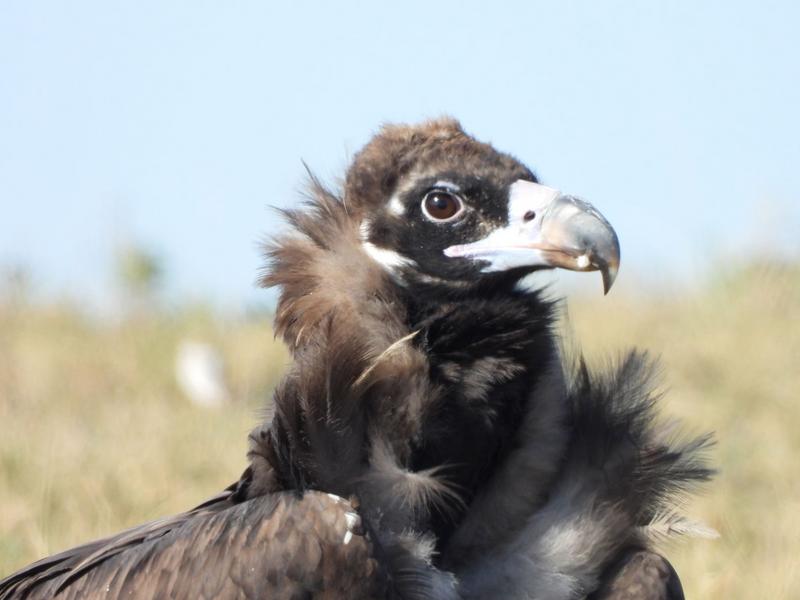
[601,260,619,295]
[553,195,621,295]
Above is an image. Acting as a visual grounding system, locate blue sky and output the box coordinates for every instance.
[1,1,798,308]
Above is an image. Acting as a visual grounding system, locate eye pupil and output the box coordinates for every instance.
[423,191,462,221]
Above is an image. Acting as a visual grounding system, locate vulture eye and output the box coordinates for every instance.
[421,191,464,222]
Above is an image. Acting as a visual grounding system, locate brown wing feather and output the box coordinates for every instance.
[0,485,237,598]
[0,491,384,600]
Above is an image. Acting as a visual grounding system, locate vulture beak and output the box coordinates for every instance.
[444,180,621,294]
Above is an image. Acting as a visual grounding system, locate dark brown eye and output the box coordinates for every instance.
[422,191,464,221]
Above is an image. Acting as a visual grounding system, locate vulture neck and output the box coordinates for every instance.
[398,276,558,548]
[263,189,559,551]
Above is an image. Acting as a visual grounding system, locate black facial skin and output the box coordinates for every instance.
[365,165,537,289]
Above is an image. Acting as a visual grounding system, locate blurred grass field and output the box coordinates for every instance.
[1,261,798,598]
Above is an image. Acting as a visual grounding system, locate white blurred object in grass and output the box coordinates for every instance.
[175,340,231,408]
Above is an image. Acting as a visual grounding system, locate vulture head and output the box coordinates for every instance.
[348,118,620,295]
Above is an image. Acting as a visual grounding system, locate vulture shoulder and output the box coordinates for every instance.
[590,550,685,600]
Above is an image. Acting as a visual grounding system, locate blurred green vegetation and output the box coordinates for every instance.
[0,260,798,599]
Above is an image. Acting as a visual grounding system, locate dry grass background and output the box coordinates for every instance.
[0,262,798,598]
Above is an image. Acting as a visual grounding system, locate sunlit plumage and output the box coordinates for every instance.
[0,119,713,600]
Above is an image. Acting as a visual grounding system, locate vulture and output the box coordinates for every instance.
[0,118,714,599]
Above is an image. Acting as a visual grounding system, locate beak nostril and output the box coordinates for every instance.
[523,210,536,222]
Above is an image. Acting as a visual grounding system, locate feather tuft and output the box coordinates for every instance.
[642,512,721,542]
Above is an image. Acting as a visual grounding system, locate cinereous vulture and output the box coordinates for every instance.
[0,118,714,599]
